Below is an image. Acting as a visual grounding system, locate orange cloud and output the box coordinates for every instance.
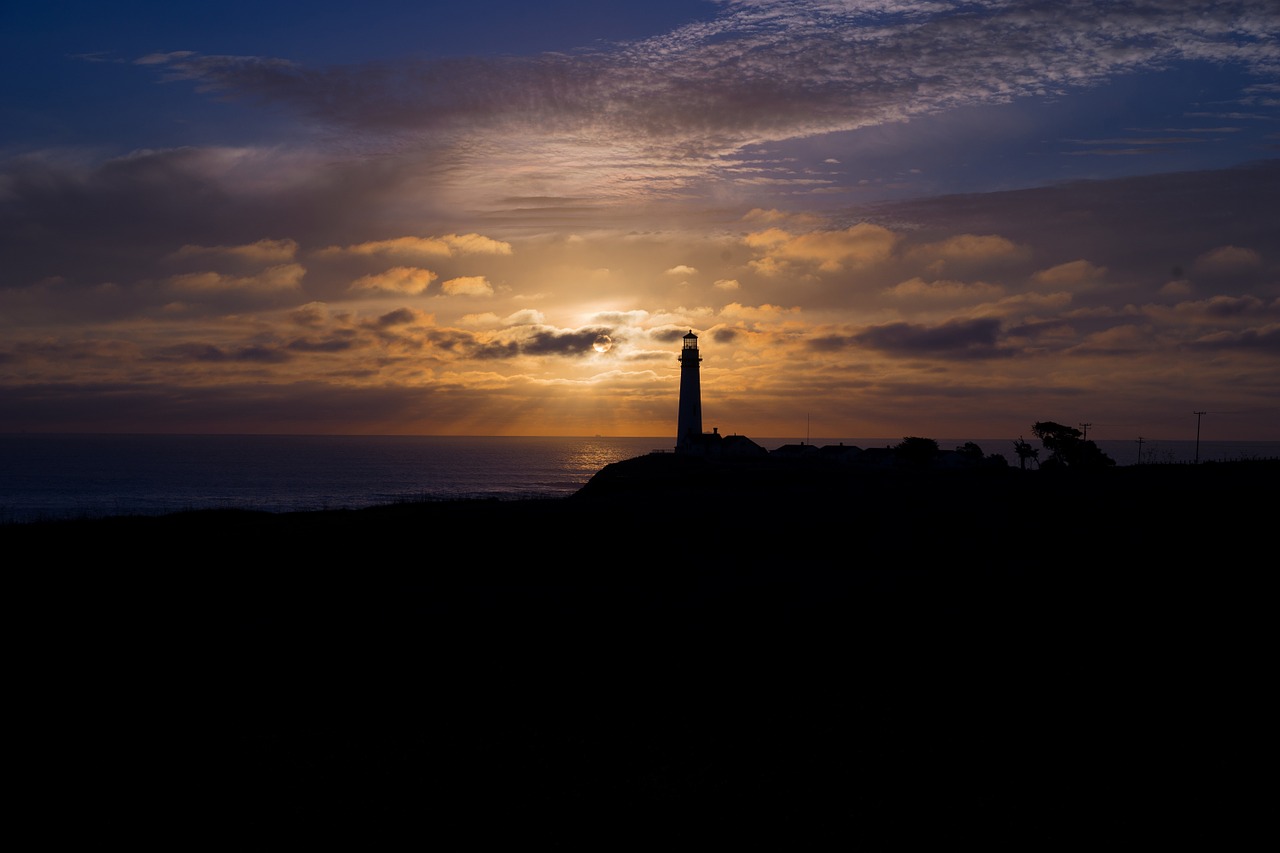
[441,276,494,296]
[170,263,305,293]
[719,302,801,322]
[350,267,438,295]
[320,234,513,259]
[744,223,898,273]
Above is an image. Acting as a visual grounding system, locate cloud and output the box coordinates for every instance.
[746,255,788,277]
[1186,324,1280,352]
[350,267,438,295]
[719,302,800,321]
[834,317,1014,360]
[504,309,546,325]
[171,238,299,263]
[440,276,494,297]
[461,312,502,326]
[287,334,358,354]
[1031,260,1107,289]
[170,263,306,293]
[132,1,1280,201]
[291,302,333,327]
[447,325,614,360]
[1068,323,1152,354]
[666,265,698,276]
[909,234,1027,268]
[745,223,899,273]
[1193,245,1263,273]
[1160,279,1194,297]
[1194,294,1273,318]
[1156,294,1276,323]
[591,310,651,326]
[152,342,291,363]
[885,277,1003,302]
[370,308,423,328]
[228,6,1280,142]
[911,234,1018,261]
[0,145,437,310]
[444,233,515,255]
[743,208,792,223]
[714,279,741,291]
[519,327,613,356]
[1,338,144,366]
[135,51,198,66]
[321,235,512,259]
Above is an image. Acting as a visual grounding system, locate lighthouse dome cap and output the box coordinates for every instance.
[683,329,697,338]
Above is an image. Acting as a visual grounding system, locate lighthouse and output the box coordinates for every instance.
[676,330,703,453]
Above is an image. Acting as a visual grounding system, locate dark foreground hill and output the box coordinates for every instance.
[5,458,1274,848]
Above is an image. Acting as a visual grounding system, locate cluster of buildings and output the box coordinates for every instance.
[672,330,1004,470]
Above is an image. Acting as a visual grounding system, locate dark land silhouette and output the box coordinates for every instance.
[6,454,1273,848]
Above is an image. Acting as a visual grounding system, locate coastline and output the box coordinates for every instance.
[3,432,1276,525]
[9,452,1271,555]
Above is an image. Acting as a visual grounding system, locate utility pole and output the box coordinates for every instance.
[1079,422,1092,441]
[1194,411,1206,464]
[1135,436,1144,465]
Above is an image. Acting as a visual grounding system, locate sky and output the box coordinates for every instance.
[2,0,1278,442]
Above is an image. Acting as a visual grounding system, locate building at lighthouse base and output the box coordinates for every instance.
[673,427,768,458]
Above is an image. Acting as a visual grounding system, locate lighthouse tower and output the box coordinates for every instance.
[676,330,703,453]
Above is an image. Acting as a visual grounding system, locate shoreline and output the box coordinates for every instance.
[6,451,1272,530]
[3,433,1276,526]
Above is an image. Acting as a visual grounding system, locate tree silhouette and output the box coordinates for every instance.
[1012,437,1039,471]
[894,436,940,467]
[1031,421,1115,469]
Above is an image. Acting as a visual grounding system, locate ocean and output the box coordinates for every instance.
[2,433,1276,524]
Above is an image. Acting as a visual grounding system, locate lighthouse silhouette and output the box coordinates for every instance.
[671,330,766,458]
[676,330,703,453]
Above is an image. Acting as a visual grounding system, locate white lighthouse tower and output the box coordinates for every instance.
[676,330,703,453]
